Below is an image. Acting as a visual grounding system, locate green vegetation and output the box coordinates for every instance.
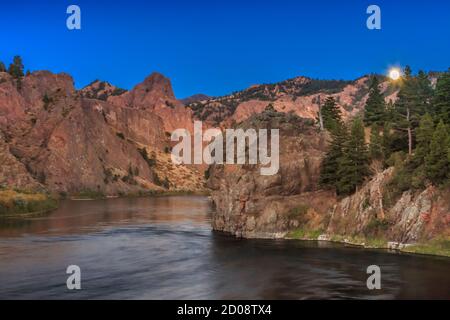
[82,81,127,100]
[287,230,449,257]
[320,117,371,195]
[320,67,450,200]
[111,87,126,96]
[121,164,139,185]
[369,124,383,159]
[336,118,371,195]
[7,55,24,90]
[116,132,125,140]
[363,217,391,237]
[72,189,105,199]
[319,121,347,188]
[321,96,342,131]
[204,166,211,180]
[287,228,323,240]
[0,61,6,72]
[138,147,156,167]
[287,204,309,222]
[433,70,450,124]
[152,172,170,189]
[0,189,57,216]
[403,238,450,257]
[364,76,386,126]
[42,93,54,111]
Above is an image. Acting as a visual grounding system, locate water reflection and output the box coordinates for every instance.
[0,196,449,299]
[0,196,210,237]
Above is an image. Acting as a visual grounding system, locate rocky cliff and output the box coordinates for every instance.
[327,168,450,244]
[0,70,204,196]
[207,109,450,251]
[207,108,333,238]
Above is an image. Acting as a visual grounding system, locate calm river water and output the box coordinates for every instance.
[0,196,449,299]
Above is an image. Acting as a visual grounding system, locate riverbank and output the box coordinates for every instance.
[0,189,58,217]
[1,194,448,299]
[286,228,450,258]
[69,189,210,200]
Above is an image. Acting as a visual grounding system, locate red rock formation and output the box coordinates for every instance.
[187,75,399,126]
[207,109,331,238]
[0,70,204,195]
[108,72,194,133]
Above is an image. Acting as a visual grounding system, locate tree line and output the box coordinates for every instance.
[0,55,26,89]
[319,67,450,196]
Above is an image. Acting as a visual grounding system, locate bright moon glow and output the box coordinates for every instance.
[389,68,401,80]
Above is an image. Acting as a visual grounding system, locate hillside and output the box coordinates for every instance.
[186,75,400,125]
[0,70,204,197]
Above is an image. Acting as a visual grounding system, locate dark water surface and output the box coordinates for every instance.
[0,196,449,299]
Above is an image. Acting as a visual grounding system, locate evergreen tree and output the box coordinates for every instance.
[381,122,393,160]
[364,76,385,126]
[393,66,425,155]
[8,55,24,89]
[369,124,383,160]
[319,122,347,188]
[425,120,450,184]
[433,69,450,125]
[413,113,434,166]
[0,61,6,72]
[416,70,433,112]
[321,96,342,131]
[336,118,371,195]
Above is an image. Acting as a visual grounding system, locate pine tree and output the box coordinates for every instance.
[369,124,383,160]
[319,122,347,188]
[364,76,385,126]
[416,70,433,113]
[321,96,342,131]
[8,55,24,89]
[381,122,393,160]
[425,121,450,184]
[393,66,425,155]
[0,61,6,72]
[433,69,450,125]
[336,118,371,195]
[413,113,434,166]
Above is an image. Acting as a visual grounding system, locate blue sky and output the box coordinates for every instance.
[1,0,449,98]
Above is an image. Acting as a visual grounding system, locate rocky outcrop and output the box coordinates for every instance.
[188,75,399,126]
[108,72,194,133]
[0,70,204,195]
[327,170,449,243]
[208,108,332,238]
[181,94,210,105]
[0,132,42,191]
[79,80,126,101]
[210,140,450,243]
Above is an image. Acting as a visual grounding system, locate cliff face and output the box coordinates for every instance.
[328,169,450,243]
[0,132,42,191]
[0,70,204,195]
[207,109,332,238]
[108,73,194,133]
[208,112,450,245]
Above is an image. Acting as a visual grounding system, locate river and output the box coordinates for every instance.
[0,196,449,299]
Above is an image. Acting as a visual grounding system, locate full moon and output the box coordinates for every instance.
[389,68,401,80]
